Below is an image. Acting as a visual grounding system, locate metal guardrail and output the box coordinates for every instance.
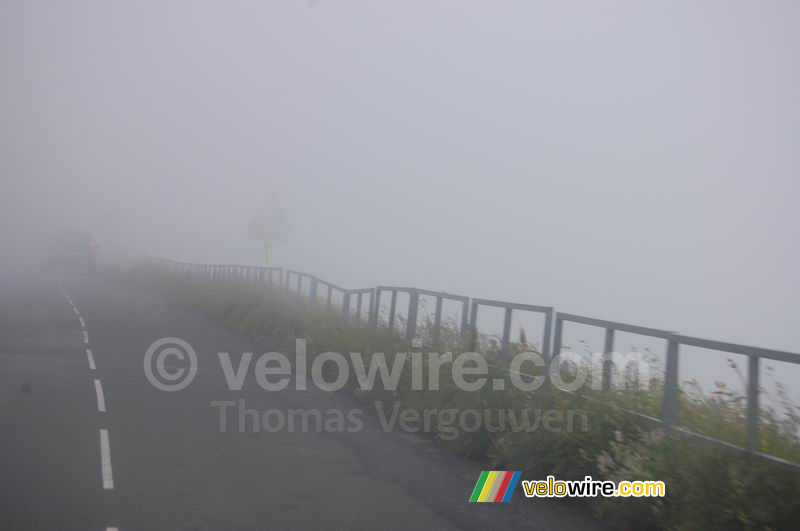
[375,286,470,346]
[146,255,800,470]
[282,269,375,323]
[471,298,554,364]
[554,312,800,469]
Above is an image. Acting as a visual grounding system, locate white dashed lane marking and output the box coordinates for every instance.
[94,379,106,413]
[100,429,114,490]
[61,278,119,515]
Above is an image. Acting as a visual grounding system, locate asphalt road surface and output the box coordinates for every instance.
[0,268,602,530]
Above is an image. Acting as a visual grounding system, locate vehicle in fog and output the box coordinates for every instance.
[46,230,96,274]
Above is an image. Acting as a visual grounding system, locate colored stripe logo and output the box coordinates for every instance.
[469,471,521,502]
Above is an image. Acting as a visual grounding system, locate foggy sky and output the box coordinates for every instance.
[2,1,799,387]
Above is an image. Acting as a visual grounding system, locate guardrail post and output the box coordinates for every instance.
[370,289,381,328]
[432,296,443,348]
[468,301,479,351]
[406,290,419,341]
[341,291,351,321]
[542,309,553,361]
[661,339,679,433]
[326,286,333,309]
[602,328,615,393]
[366,289,376,326]
[356,292,363,322]
[553,316,563,358]
[460,299,469,347]
[388,290,398,331]
[746,356,760,452]
[309,277,318,303]
[500,307,513,367]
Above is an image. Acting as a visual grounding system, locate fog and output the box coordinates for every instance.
[3,1,799,390]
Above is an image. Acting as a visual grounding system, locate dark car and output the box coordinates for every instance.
[47,230,96,274]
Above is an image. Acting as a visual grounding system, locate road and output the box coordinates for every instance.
[0,268,602,530]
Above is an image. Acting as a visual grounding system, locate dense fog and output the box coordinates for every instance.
[3,1,799,390]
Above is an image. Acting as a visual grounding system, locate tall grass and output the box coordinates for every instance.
[135,265,800,530]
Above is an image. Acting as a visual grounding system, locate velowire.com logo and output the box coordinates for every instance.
[469,471,521,502]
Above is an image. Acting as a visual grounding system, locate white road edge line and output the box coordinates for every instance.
[100,429,114,489]
[94,379,106,413]
[73,306,80,316]
[83,330,90,344]
[86,349,96,370]
[107,527,119,531]
[79,316,86,328]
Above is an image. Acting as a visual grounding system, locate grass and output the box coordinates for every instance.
[134,264,800,530]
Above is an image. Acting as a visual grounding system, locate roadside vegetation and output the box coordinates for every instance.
[135,264,800,531]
